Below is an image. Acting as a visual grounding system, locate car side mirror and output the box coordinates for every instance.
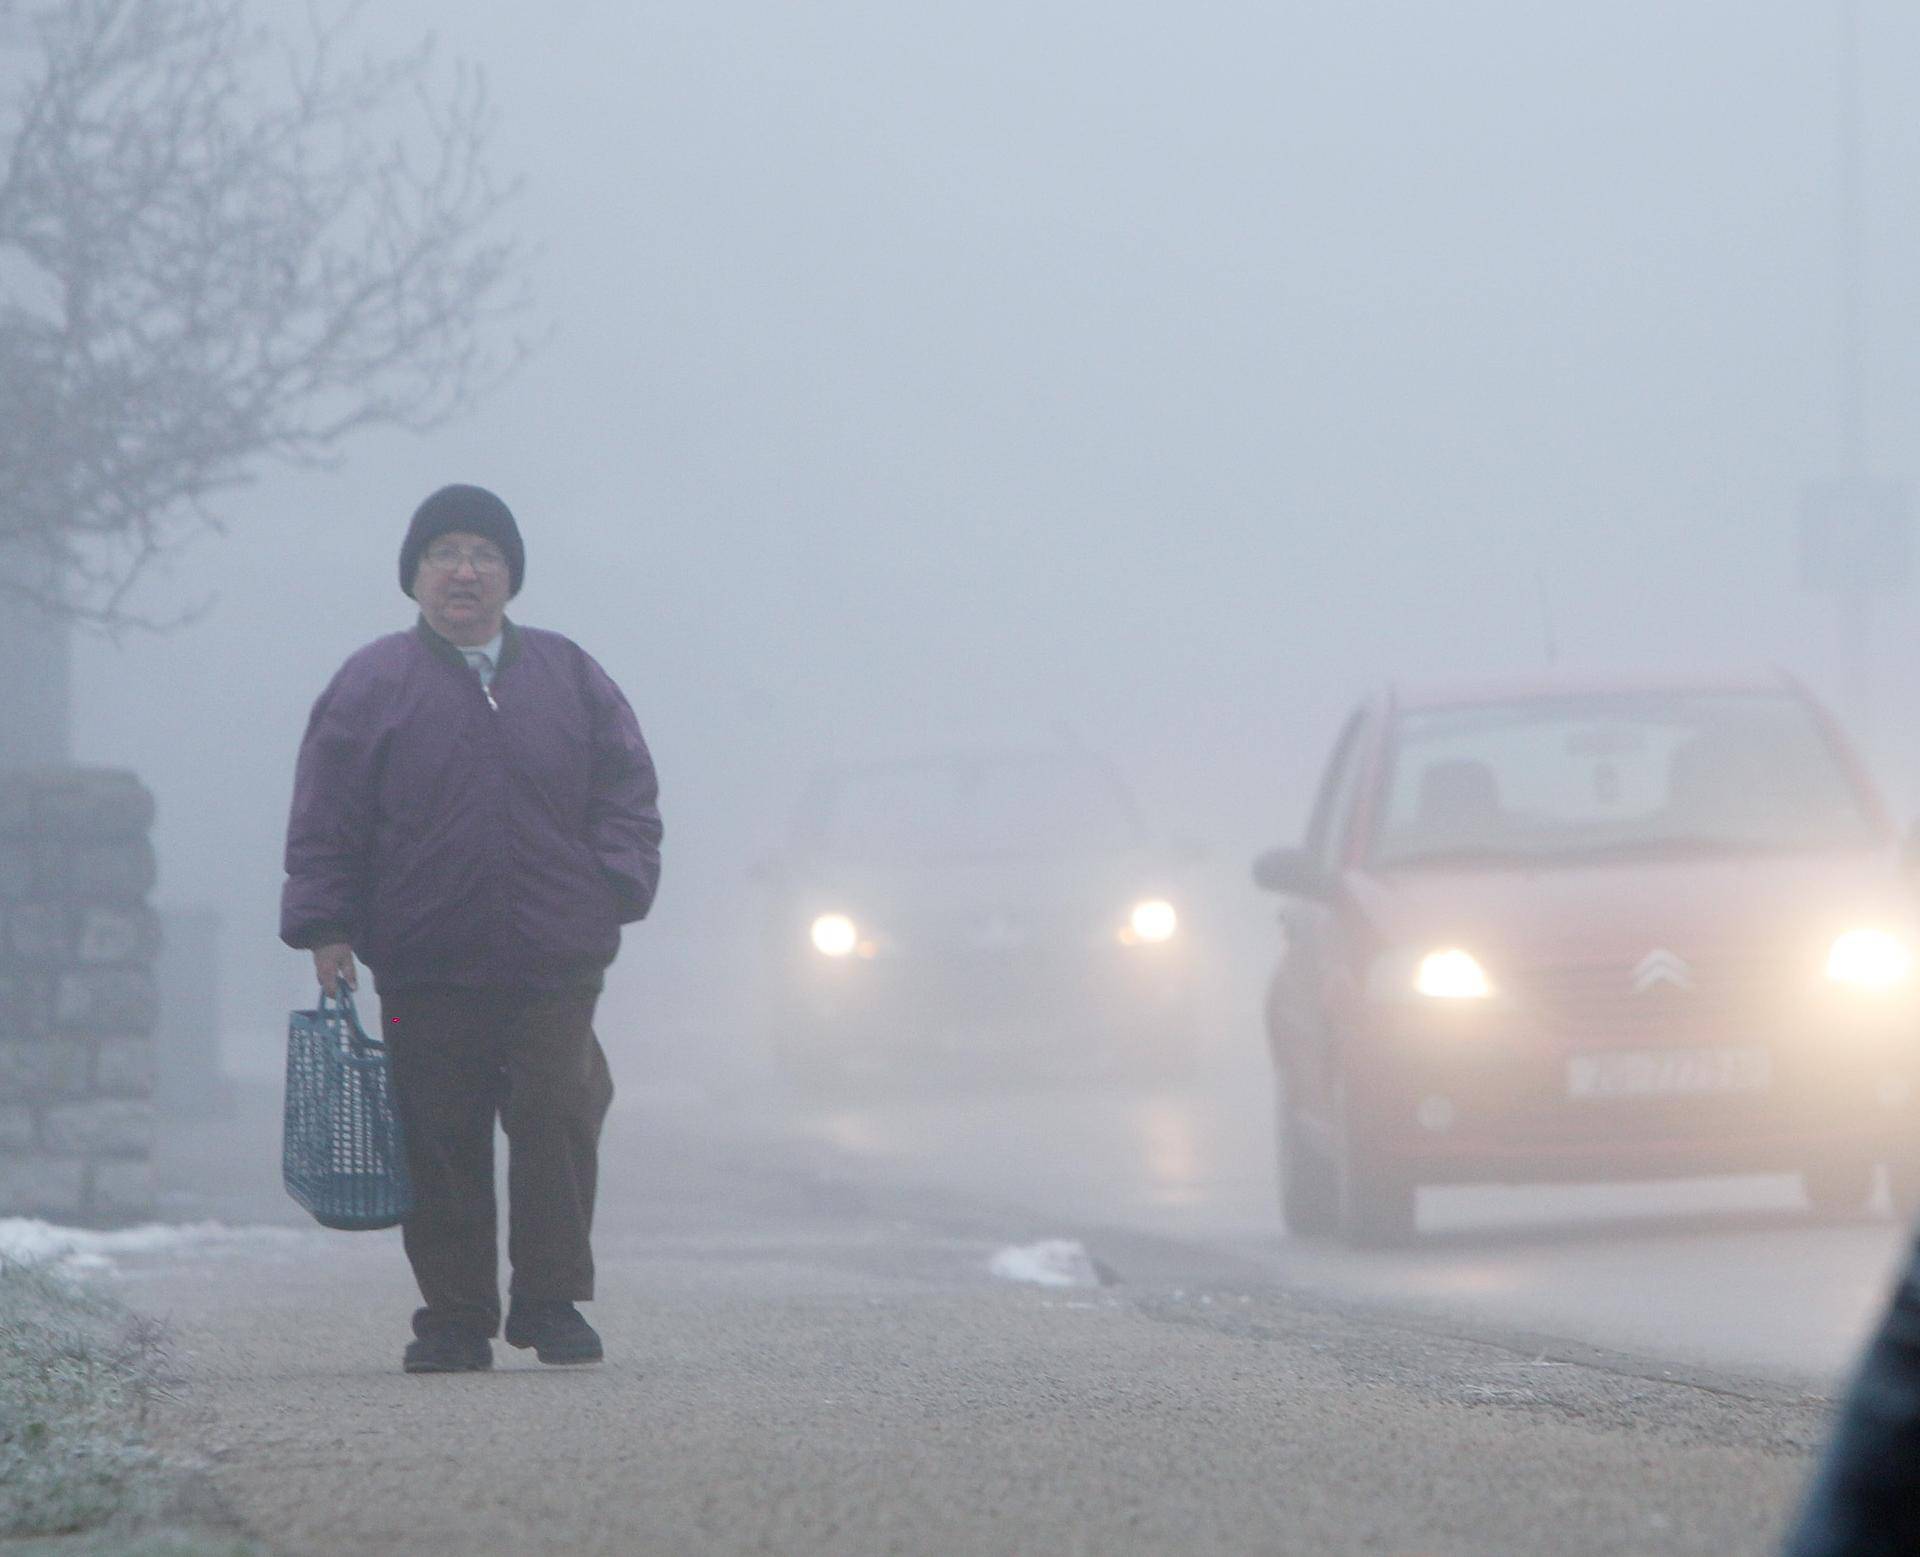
[1251,846,1334,899]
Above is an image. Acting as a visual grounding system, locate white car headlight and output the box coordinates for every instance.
[1121,898,1179,946]
[1413,948,1495,1000]
[1826,929,1914,991]
[810,913,860,958]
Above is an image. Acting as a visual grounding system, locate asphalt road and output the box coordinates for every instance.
[114,1058,1889,1555]
[766,1044,1913,1389]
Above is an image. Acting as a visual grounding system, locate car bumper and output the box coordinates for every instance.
[1347,998,1920,1183]
[781,944,1195,1056]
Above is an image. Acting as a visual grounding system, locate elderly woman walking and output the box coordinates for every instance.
[280,484,662,1373]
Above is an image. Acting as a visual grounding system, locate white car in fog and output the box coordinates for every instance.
[754,750,1201,1088]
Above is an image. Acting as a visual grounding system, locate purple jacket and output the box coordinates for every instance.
[280,620,662,992]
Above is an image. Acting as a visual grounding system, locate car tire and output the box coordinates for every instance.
[1886,1155,1920,1220]
[1334,1078,1416,1248]
[1803,1155,1878,1219]
[1275,1075,1337,1237]
[1338,1157,1417,1248]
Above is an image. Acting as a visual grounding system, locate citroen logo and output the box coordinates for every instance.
[1632,949,1694,993]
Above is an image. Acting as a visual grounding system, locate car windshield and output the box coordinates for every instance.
[1370,691,1878,868]
[805,757,1145,863]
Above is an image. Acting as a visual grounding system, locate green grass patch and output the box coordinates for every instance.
[0,1257,259,1554]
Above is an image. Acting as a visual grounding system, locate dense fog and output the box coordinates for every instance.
[62,0,1920,1084]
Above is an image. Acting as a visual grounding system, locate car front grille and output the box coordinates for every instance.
[1510,954,1793,1044]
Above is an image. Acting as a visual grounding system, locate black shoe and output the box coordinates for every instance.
[504,1300,603,1365]
[403,1326,492,1374]
[403,1313,495,1374]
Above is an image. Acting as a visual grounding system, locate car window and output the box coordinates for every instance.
[1371,691,1877,867]
[1305,711,1367,872]
[806,757,1145,862]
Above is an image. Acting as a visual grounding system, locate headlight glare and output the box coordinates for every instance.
[1123,898,1179,945]
[1826,929,1914,991]
[810,913,860,958]
[1414,948,1494,1000]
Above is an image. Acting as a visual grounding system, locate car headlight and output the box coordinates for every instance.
[1413,948,1495,1000]
[1826,929,1914,991]
[810,913,860,958]
[1120,898,1178,946]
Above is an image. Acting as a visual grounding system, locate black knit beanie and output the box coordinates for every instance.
[399,484,525,597]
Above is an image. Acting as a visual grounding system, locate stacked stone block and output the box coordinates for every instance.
[0,770,159,1223]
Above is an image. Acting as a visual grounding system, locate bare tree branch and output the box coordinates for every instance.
[0,0,529,627]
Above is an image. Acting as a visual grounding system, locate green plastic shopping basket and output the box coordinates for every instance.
[282,987,413,1231]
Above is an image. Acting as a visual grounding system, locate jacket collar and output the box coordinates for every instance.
[414,615,522,673]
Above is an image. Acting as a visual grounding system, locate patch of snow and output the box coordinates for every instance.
[0,1218,306,1275]
[989,1238,1106,1289]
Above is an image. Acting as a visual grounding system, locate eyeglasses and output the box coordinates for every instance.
[421,542,509,576]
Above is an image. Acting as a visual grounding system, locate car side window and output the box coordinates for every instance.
[1304,711,1367,871]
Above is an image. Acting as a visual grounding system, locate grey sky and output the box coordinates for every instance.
[69,0,1920,1051]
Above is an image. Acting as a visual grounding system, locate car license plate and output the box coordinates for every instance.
[1566,1046,1771,1099]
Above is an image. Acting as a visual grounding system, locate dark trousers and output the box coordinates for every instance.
[380,985,614,1336]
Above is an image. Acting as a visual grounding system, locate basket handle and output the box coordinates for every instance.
[319,986,387,1055]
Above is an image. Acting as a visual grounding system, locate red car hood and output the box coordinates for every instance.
[1346,850,1919,968]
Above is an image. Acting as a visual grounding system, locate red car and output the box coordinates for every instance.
[1255,673,1920,1244]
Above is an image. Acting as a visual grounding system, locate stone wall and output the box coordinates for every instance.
[0,770,159,1224]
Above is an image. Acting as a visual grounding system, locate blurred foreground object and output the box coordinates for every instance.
[1783,1235,1920,1555]
[1256,672,1920,1247]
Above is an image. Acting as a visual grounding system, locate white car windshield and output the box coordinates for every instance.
[1371,691,1878,868]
